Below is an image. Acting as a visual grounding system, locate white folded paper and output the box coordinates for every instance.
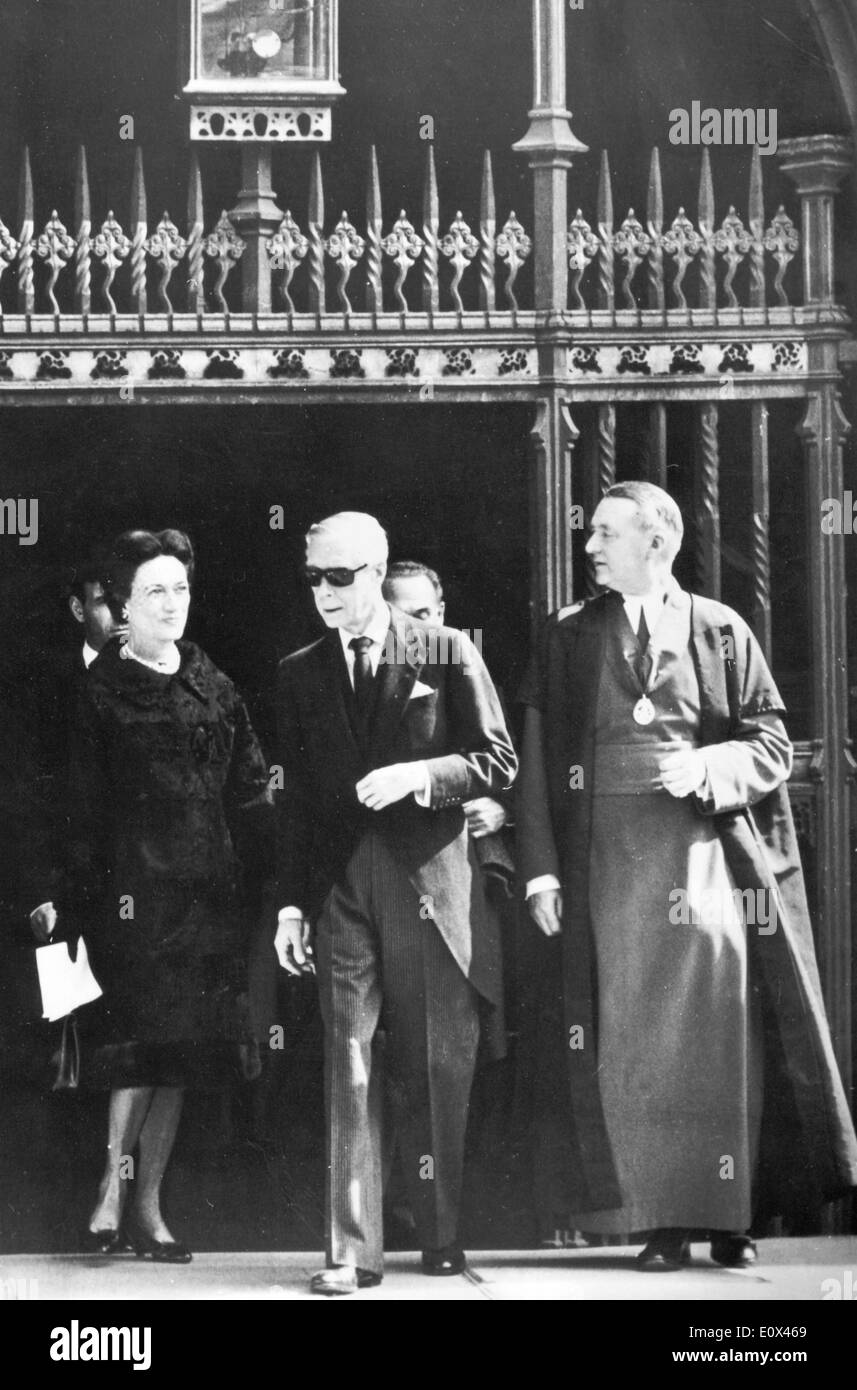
[35,938,103,1022]
[409,680,436,700]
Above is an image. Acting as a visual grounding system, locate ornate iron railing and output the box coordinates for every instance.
[0,142,804,330]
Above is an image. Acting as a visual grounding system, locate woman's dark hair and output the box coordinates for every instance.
[103,529,195,620]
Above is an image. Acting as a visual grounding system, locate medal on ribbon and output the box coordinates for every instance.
[632,694,656,725]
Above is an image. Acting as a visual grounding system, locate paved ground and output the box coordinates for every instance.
[2,1238,855,1301]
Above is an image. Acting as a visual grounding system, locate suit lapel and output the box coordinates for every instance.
[367,608,425,763]
[319,632,365,765]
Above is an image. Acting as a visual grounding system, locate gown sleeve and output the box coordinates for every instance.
[694,711,793,816]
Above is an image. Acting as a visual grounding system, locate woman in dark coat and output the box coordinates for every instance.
[63,528,273,1262]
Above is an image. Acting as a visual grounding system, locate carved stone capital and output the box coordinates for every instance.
[513,109,589,162]
[778,134,854,197]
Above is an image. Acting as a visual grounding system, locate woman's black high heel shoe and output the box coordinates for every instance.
[80,1227,131,1256]
[123,1220,193,1264]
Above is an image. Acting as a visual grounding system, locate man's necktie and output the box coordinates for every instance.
[349,636,375,725]
[635,608,652,689]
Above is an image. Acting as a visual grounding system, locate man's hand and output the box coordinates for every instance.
[528,889,563,938]
[356,763,424,811]
[274,911,315,976]
[30,902,57,944]
[658,748,707,799]
[463,796,508,838]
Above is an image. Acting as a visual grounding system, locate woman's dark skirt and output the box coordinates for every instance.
[75,946,256,1091]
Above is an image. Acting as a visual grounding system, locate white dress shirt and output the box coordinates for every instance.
[621,589,669,643]
[280,606,430,920]
[527,585,677,901]
[337,607,391,683]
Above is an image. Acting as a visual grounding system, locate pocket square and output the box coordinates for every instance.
[409,680,436,700]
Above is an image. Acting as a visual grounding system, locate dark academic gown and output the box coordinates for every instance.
[516,585,857,1227]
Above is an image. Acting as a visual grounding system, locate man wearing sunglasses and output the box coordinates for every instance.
[273,511,517,1295]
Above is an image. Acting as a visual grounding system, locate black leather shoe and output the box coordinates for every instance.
[124,1223,193,1264]
[310,1265,382,1296]
[710,1234,757,1267]
[421,1245,466,1276]
[81,1228,130,1256]
[636,1229,692,1271]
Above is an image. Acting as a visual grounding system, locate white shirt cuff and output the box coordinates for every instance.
[413,762,431,806]
[526,875,561,899]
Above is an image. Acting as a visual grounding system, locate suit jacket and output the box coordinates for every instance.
[516,587,857,1217]
[275,606,517,1006]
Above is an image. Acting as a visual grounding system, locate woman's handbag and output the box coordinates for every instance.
[35,935,102,1021]
[34,935,102,1091]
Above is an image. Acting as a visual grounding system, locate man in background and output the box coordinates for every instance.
[383,561,513,862]
[30,553,127,944]
[382,560,518,1230]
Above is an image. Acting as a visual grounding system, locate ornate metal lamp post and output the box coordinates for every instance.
[514,0,588,315]
[514,0,589,617]
[182,0,343,141]
[181,1,344,312]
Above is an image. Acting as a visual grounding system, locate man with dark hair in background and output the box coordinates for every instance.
[29,553,127,945]
[383,561,515,858]
[382,560,518,1233]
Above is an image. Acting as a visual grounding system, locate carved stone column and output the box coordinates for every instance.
[513,0,588,316]
[780,133,854,1231]
[693,402,721,600]
[229,147,285,315]
[529,397,580,628]
[798,388,854,1112]
[779,135,853,305]
[515,3,587,625]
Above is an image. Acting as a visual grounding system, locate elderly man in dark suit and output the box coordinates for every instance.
[274,512,517,1294]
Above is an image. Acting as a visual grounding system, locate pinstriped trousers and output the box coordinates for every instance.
[316,830,481,1274]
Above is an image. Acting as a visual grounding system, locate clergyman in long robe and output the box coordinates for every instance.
[516,481,857,1267]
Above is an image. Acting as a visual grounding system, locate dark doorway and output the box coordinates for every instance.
[0,401,532,744]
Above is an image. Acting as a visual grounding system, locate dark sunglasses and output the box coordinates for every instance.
[304,563,368,588]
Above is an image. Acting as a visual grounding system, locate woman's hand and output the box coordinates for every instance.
[274,911,315,976]
[30,902,57,943]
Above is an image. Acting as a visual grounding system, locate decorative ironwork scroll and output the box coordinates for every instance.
[612,209,651,309]
[204,211,246,313]
[268,210,309,314]
[0,218,20,313]
[145,213,188,314]
[567,209,598,311]
[382,211,424,314]
[495,212,531,312]
[763,206,800,308]
[440,211,479,314]
[660,208,701,310]
[92,212,131,315]
[325,211,365,315]
[36,211,75,314]
[713,206,752,309]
